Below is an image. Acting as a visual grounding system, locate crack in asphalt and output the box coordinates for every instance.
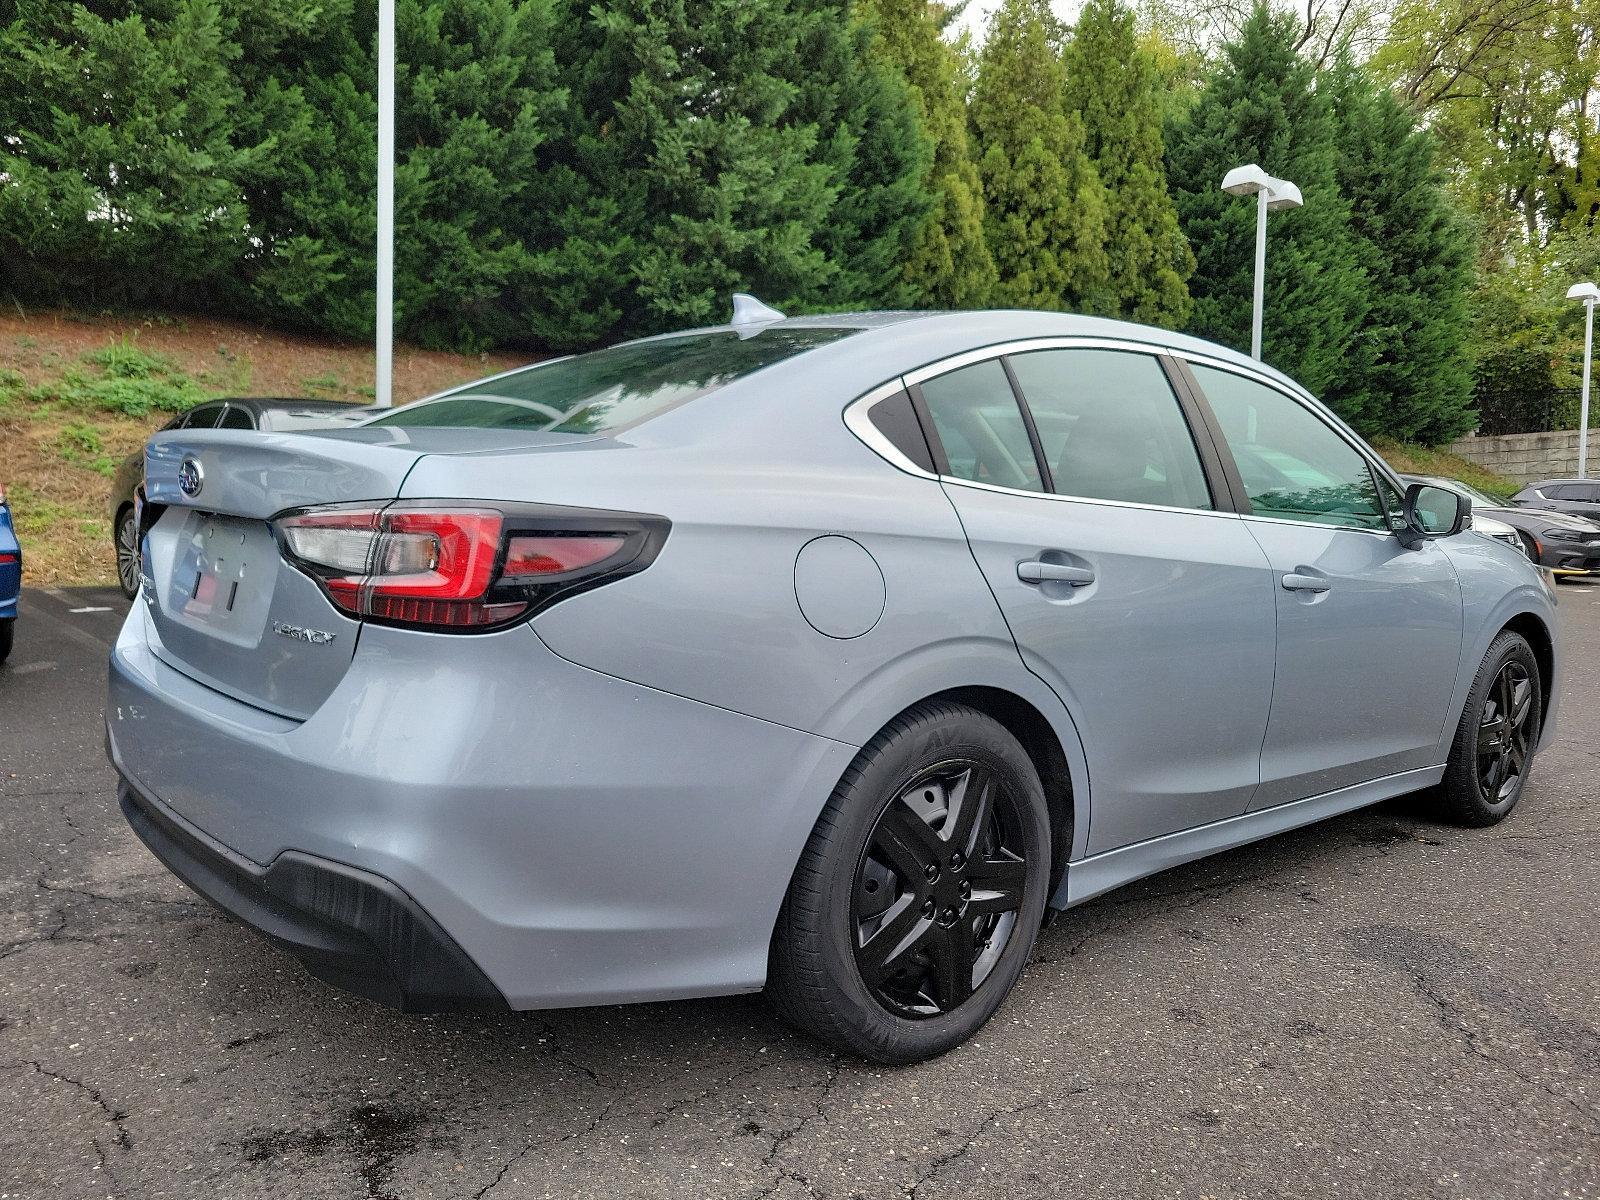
[5,1058,132,1194]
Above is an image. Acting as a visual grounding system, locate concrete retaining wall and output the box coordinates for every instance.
[1445,429,1600,485]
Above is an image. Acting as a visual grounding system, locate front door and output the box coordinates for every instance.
[1188,363,1464,808]
[915,348,1278,854]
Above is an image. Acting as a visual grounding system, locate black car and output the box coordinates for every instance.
[1511,477,1600,523]
[109,397,377,598]
[1405,474,1600,577]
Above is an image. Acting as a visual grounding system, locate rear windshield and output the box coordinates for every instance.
[367,327,855,434]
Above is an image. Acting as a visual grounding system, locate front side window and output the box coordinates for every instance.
[183,406,225,430]
[918,360,1043,492]
[1009,349,1212,510]
[367,327,855,435]
[1194,365,1387,530]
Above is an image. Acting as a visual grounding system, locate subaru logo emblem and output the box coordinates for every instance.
[177,457,204,499]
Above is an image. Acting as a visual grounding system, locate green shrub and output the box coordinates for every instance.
[56,420,119,477]
[82,338,177,380]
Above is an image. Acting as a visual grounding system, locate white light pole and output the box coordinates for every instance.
[1570,282,1600,478]
[375,0,395,407]
[1220,164,1304,361]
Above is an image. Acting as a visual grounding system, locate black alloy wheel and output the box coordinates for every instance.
[1436,629,1541,826]
[115,507,140,599]
[768,701,1051,1064]
[1475,660,1533,806]
[852,760,1027,1018]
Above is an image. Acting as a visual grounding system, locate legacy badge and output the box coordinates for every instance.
[272,621,336,646]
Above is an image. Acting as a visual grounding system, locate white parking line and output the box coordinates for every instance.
[68,606,113,614]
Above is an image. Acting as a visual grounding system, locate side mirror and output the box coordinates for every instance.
[1397,483,1470,550]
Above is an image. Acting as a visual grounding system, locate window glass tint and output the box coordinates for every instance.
[1195,365,1386,529]
[218,406,254,430]
[368,327,855,435]
[184,406,224,430]
[1008,349,1212,510]
[919,360,1043,492]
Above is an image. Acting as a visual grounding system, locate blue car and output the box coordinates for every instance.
[0,483,18,663]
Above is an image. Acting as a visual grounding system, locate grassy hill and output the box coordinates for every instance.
[0,310,525,587]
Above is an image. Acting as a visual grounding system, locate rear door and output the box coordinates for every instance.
[1183,360,1463,808]
[141,431,428,718]
[917,343,1278,854]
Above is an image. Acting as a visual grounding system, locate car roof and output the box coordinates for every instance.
[1522,478,1591,488]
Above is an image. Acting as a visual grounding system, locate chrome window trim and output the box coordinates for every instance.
[843,334,1413,540]
[940,475,1246,522]
[845,336,1232,517]
[842,379,938,479]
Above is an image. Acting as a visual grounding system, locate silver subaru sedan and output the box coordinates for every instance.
[107,305,1558,1065]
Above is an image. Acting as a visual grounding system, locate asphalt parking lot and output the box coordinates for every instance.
[2,585,1598,1200]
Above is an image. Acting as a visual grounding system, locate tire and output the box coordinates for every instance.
[114,505,140,600]
[768,701,1051,1065]
[1435,630,1541,827]
[0,618,12,666]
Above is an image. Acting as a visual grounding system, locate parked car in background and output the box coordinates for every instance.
[1512,478,1600,523]
[1405,473,1600,577]
[0,483,18,664]
[109,398,378,598]
[109,305,1559,1065]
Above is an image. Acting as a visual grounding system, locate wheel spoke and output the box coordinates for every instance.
[856,896,930,985]
[872,803,942,880]
[1510,677,1533,729]
[945,768,995,857]
[966,852,1026,916]
[925,922,976,1010]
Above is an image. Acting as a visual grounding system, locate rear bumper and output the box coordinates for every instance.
[119,778,506,1011]
[107,604,856,1010]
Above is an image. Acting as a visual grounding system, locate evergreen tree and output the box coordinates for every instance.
[1061,0,1194,326]
[858,0,997,307]
[235,0,564,348]
[970,0,1110,313]
[791,4,935,311]
[0,1,263,309]
[1165,5,1366,403]
[531,0,930,347]
[1327,60,1476,443]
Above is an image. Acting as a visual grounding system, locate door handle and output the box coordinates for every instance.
[1018,560,1095,586]
[1281,572,1330,593]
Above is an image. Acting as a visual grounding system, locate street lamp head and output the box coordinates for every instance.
[1567,282,1600,303]
[1265,180,1303,212]
[1221,164,1273,197]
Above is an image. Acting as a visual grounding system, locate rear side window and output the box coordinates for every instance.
[918,360,1044,492]
[218,406,254,430]
[1008,349,1212,510]
[368,327,855,435]
[1195,364,1387,530]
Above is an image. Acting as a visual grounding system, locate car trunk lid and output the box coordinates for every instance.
[140,430,428,719]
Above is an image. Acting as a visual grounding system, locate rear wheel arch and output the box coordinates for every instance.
[835,686,1076,901]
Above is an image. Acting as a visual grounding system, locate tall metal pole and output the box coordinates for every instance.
[1250,188,1268,361]
[375,0,395,408]
[1581,298,1595,479]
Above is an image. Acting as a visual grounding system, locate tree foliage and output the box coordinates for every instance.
[1327,60,1475,442]
[1061,0,1194,325]
[971,0,1110,312]
[1166,4,1367,402]
[858,0,997,306]
[0,0,264,309]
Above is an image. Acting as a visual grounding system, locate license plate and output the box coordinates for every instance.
[176,514,272,628]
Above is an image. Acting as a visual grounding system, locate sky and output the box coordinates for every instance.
[952,0,1088,42]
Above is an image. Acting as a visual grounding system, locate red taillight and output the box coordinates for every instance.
[503,534,626,577]
[275,502,666,631]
